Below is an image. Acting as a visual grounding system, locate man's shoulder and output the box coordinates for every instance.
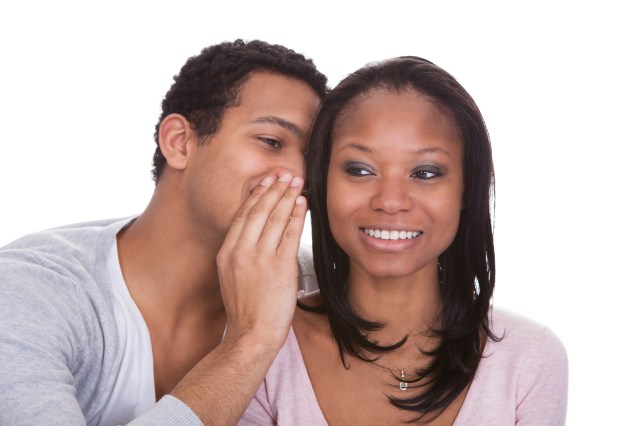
[1,216,134,253]
[0,216,136,314]
[297,243,318,292]
[1,216,133,270]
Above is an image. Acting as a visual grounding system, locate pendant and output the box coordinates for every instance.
[399,370,408,391]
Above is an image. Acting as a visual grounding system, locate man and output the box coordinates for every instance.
[0,39,328,425]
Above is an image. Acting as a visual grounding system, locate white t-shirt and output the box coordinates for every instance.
[94,240,156,425]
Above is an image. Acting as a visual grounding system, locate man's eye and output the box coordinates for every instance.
[258,137,282,149]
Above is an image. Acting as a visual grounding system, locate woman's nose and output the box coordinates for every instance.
[369,176,413,214]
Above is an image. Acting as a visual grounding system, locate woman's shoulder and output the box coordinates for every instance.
[457,309,569,423]
[489,307,565,353]
[489,306,550,336]
[483,306,568,377]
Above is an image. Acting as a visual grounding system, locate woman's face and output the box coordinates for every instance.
[326,88,465,281]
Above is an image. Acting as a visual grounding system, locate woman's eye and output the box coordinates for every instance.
[258,137,282,149]
[411,168,439,180]
[349,168,371,176]
[344,163,373,177]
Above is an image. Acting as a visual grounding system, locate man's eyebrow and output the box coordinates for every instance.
[251,116,304,139]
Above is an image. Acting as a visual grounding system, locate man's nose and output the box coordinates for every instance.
[281,150,305,179]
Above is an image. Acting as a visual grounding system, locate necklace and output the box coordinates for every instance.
[383,348,423,391]
[379,315,440,392]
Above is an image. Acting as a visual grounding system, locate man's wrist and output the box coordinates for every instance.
[222,324,289,361]
[169,324,288,425]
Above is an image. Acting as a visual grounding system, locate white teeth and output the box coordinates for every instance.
[363,229,421,240]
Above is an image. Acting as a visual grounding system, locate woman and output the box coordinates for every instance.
[240,57,568,425]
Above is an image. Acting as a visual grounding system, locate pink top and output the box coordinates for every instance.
[240,307,568,425]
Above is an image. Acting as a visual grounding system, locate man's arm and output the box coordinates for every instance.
[0,257,90,425]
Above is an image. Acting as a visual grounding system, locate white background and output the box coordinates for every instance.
[1,1,638,424]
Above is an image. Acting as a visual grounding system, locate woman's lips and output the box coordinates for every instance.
[361,228,423,240]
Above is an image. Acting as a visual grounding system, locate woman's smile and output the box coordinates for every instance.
[361,228,423,240]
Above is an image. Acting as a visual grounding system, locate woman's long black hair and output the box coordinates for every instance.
[302,56,499,422]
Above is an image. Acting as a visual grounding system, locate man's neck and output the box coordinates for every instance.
[117,192,230,397]
[117,191,226,328]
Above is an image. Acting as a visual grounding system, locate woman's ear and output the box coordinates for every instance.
[461,186,470,210]
[158,113,194,172]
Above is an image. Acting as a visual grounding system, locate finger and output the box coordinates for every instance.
[221,175,275,251]
[258,176,305,250]
[234,172,296,248]
[276,194,307,258]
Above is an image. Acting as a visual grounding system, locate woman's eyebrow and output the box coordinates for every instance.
[337,144,451,158]
[414,146,452,158]
[337,143,372,153]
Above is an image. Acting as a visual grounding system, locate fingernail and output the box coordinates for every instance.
[278,173,293,182]
[295,196,305,205]
[290,176,303,187]
[260,176,275,186]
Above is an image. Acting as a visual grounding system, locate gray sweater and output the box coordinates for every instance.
[0,217,318,425]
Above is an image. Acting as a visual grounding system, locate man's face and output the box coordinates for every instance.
[185,71,321,247]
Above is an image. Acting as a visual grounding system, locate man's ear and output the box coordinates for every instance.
[158,113,194,171]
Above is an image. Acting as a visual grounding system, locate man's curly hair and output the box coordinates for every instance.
[151,39,328,184]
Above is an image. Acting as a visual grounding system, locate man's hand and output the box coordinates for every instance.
[217,171,307,350]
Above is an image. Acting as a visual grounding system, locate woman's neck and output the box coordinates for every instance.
[346,262,442,345]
